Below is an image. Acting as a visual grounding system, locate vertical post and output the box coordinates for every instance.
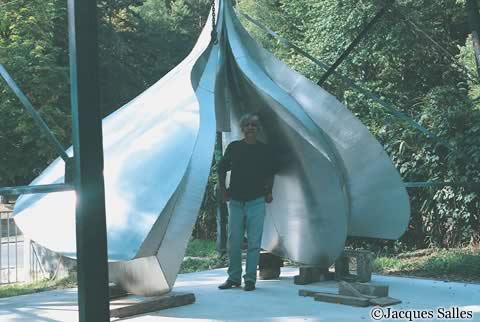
[67,0,110,321]
[31,243,34,281]
[215,132,228,256]
[466,0,480,80]
[23,235,31,283]
[7,211,10,284]
[0,212,2,284]
[15,221,18,282]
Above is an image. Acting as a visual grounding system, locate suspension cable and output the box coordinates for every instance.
[392,4,479,84]
[235,8,452,150]
[210,0,218,44]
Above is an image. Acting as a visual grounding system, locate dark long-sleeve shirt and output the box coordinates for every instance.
[218,140,276,202]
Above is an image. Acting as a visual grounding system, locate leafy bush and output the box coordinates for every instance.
[238,0,480,249]
[185,239,217,257]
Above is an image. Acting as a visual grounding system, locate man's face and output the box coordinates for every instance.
[242,120,258,137]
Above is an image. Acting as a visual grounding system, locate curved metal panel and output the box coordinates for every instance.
[222,4,348,266]
[13,0,410,295]
[222,0,410,243]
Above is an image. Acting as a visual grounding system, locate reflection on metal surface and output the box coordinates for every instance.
[13,0,409,295]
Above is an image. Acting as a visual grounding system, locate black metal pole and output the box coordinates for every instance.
[67,0,110,321]
[215,132,228,256]
[0,64,69,162]
[466,0,480,80]
[317,0,395,86]
[235,8,452,150]
[0,184,73,195]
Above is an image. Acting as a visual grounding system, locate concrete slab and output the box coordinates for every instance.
[0,267,479,321]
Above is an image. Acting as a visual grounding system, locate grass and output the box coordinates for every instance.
[0,240,223,298]
[183,240,480,283]
[180,239,227,273]
[372,247,480,282]
[2,240,478,299]
[0,274,77,298]
[184,239,218,258]
[180,257,227,273]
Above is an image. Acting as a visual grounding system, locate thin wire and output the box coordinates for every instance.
[236,8,453,150]
[392,4,479,84]
[250,1,477,85]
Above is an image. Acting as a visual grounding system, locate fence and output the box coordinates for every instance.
[0,207,49,284]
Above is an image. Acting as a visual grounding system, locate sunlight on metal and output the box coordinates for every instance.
[235,9,453,150]
[13,0,409,297]
[0,64,70,162]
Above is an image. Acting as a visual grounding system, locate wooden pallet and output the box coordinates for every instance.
[299,281,401,307]
[109,290,195,319]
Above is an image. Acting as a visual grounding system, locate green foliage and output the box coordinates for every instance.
[185,238,217,257]
[99,0,210,115]
[239,0,480,248]
[179,256,225,273]
[192,160,218,240]
[180,239,226,273]
[421,250,480,276]
[372,256,415,272]
[0,274,77,298]
[1,0,479,248]
[0,0,71,186]
[373,247,480,281]
[0,0,210,187]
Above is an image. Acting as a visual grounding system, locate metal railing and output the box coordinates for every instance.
[0,209,47,284]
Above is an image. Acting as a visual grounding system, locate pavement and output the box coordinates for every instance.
[0,267,479,322]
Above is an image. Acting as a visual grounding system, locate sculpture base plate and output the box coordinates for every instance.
[110,291,195,319]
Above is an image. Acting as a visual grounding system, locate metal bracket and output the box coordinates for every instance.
[64,157,75,185]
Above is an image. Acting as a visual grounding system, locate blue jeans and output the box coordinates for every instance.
[227,197,266,284]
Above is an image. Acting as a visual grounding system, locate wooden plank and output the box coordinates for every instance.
[334,255,350,277]
[295,266,334,285]
[369,296,402,307]
[109,284,129,300]
[338,281,366,298]
[313,291,370,307]
[258,252,283,269]
[294,275,308,285]
[298,289,317,297]
[258,253,282,280]
[350,282,389,297]
[336,249,373,282]
[356,253,373,282]
[110,292,195,319]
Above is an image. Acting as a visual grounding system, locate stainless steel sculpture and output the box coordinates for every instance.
[13,0,410,296]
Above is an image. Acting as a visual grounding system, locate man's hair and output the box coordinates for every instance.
[239,113,260,127]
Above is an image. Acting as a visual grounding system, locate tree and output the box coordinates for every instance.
[0,0,211,187]
[0,0,71,186]
[237,0,480,247]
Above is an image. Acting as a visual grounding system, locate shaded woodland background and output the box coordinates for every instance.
[1,0,479,250]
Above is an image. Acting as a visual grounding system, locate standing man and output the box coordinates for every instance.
[218,113,276,291]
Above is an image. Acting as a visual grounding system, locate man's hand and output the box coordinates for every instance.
[265,192,273,203]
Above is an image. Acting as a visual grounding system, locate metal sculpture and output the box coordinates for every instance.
[13,0,410,296]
